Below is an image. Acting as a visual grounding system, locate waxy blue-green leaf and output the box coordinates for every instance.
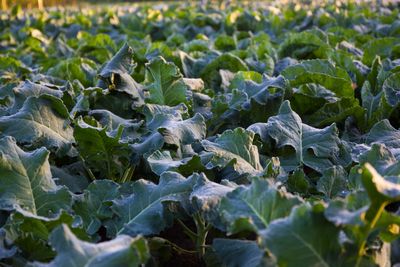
[0,136,71,217]
[106,172,198,237]
[30,224,149,267]
[98,43,145,108]
[248,101,342,172]
[219,177,302,234]
[9,80,63,114]
[201,128,262,179]
[147,150,206,176]
[157,113,206,149]
[73,180,120,236]
[260,203,342,267]
[317,166,348,199]
[365,119,400,149]
[89,109,143,143]
[212,239,264,267]
[282,59,354,97]
[4,210,87,262]
[0,94,75,157]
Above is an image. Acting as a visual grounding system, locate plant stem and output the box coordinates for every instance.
[177,219,198,242]
[193,213,210,258]
[120,165,135,183]
[355,202,387,267]
[79,155,96,180]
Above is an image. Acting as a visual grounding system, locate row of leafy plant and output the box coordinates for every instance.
[0,1,400,266]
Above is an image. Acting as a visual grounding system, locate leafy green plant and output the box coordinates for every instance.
[0,1,399,266]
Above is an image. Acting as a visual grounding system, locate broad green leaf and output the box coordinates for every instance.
[147,150,206,176]
[316,166,348,198]
[260,203,342,267]
[73,180,120,236]
[0,55,31,84]
[10,80,63,114]
[361,164,400,204]
[362,38,400,66]
[144,56,189,106]
[200,53,248,91]
[201,128,262,179]
[47,57,97,87]
[248,101,342,172]
[365,119,400,149]
[0,136,71,217]
[355,143,400,177]
[282,59,354,97]
[89,109,143,143]
[361,81,393,129]
[98,43,145,108]
[219,177,302,234]
[212,239,264,267]
[106,172,198,237]
[30,224,149,267]
[157,113,206,150]
[278,31,332,60]
[189,174,237,227]
[0,95,75,156]
[382,72,400,107]
[4,210,87,262]
[73,117,132,181]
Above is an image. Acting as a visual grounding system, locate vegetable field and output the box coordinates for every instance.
[0,1,400,266]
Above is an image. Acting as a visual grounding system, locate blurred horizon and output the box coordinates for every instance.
[1,0,399,10]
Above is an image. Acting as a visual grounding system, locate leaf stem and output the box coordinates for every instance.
[193,213,209,258]
[355,202,387,267]
[177,219,198,241]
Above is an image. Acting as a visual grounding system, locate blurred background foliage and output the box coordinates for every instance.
[0,0,171,10]
[0,0,396,10]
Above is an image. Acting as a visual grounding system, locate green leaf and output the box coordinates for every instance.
[382,72,400,107]
[219,177,302,234]
[0,136,71,217]
[260,203,342,267]
[89,109,143,143]
[282,59,354,97]
[189,174,237,227]
[201,128,262,179]
[47,57,97,87]
[365,119,400,149]
[361,163,400,204]
[98,43,145,108]
[30,224,149,267]
[147,150,206,176]
[73,117,132,181]
[106,172,198,237]
[362,38,400,66]
[145,56,189,106]
[0,95,75,157]
[4,210,87,262]
[316,166,348,199]
[200,53,248,91]
[278,31,332,60]
[73,180,120,236]
[248,101,342,172]
[10,80,63,115]
[157,113,206,150]
[212,239,264,267]
[361,81,393,130]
